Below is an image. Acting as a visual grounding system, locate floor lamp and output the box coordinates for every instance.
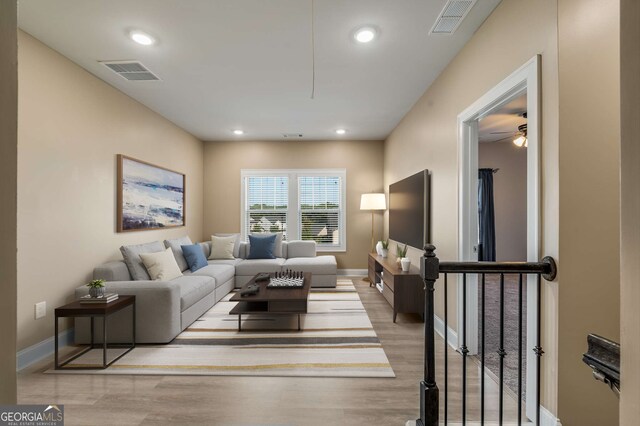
[360,193,386,282]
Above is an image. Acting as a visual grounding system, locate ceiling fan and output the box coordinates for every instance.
[489,112,528,147]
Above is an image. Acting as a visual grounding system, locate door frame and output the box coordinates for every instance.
[457,55,541,420]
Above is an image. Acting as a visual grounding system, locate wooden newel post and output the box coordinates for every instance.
[417,244,439,426]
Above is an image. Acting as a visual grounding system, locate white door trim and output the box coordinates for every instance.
[457,55,541,422]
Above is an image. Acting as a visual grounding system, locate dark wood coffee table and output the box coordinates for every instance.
[230,273,312,331]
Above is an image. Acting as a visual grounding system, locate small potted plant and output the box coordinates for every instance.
[86,279,106,298]
[396,243,408,268]
[381,239,389,258]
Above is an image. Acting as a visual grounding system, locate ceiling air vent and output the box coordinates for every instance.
[99,61,160,81]
[430,0,477,35]
[282,133,303,139]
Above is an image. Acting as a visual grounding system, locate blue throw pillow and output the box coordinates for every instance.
[181,244,208,272]
[248,234,277,259]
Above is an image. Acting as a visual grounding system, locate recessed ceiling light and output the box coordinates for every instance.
[335,129,347,135]
[130,31,155,46]
[233,129,244,135]
[354,26,377,43]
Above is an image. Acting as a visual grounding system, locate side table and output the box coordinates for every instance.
[54,295,136,369]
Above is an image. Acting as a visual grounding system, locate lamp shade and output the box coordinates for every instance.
[360,193,386,210]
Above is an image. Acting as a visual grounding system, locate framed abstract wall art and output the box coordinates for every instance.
[117,154,186,232]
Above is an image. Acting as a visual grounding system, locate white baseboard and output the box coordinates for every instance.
[338,269,367,276]
[540,405,561,426]
[434,314,458,349]
[17,328,74,371]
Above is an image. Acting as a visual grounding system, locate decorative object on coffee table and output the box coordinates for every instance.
[86,279,105,298]
[117,154,185,232]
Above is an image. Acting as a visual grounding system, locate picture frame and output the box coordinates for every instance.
[117,154,186,232]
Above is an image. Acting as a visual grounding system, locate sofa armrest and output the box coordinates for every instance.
[93,261,131,281]
[286,240,317,258]
[74,280,181,343]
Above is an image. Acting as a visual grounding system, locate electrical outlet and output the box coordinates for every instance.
[35,301,46,319]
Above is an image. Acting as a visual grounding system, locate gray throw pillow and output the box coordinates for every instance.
[120,241,165,280]
[164,236,193,271]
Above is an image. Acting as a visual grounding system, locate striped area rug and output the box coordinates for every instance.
[48,279,395,378]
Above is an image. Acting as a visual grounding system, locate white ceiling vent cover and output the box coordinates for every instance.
[282,133,304,138]
[100,61,160,81]
[430,0,477,35]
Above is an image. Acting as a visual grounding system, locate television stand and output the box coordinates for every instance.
[368,253,425,322]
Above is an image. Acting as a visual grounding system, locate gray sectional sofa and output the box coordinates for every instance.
[74,239,337,344]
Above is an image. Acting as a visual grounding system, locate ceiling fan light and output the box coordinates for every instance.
[513,135,527,147]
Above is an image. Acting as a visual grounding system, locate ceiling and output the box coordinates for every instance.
[478,94,527,143]
[18,0,502,141]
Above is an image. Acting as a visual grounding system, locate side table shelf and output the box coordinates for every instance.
[54,295,136,370]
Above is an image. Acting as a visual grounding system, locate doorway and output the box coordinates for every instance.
[457,56,540,421]
[477,94,528,398]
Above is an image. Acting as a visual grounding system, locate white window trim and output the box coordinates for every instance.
[241,169,347,252]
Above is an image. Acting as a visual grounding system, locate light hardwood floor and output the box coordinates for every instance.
[18,278,521,425]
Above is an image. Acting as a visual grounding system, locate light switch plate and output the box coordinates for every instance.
[35,301,46,319]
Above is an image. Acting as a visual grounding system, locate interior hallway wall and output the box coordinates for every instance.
[557,0,621,424]
[383,0,560,411]
[619,0,640,423]
[0,0,18,404]
[203,140,384,270]
[17,32,204,351]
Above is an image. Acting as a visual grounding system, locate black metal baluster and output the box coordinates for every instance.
[534,274,544,425]
[481,273,486,425]
[461,273,468,424]
[444,273,448,425]
[498,273,506,425]
[518,273,523,425]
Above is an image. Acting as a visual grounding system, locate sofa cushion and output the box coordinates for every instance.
[213,233,241,258]
[209,235,236,260]
[120,241,165,280]
[191,264,235,289]
[235,258,285,276]
[283,256,337,275]
[173,275,215,311]
[182,244,208,272]
[207,259,242,267]
[286,241,317,258]
[164,236,193,272]
[139,248,183,281]
[247,234,277,259]
[246,233,284,258]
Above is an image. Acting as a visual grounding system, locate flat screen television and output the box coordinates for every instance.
[389,170,430,250]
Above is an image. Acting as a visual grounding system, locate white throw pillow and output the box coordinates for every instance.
[139,247,183,281]
[209,235,236,260]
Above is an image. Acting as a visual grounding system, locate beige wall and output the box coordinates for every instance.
[479,140,527,262]
[0,0,18,404]
[17,32,204,351]
[384,0,560,408]
[203,140,384,269]
[620,0,640,423]
[557,0,620,424]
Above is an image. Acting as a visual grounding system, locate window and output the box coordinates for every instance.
[241,169,346,252]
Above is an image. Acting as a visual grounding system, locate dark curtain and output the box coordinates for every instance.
[478,168,496,261]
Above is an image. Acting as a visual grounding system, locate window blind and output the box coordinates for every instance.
[298,176,342,247]
[245,176,288,239]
